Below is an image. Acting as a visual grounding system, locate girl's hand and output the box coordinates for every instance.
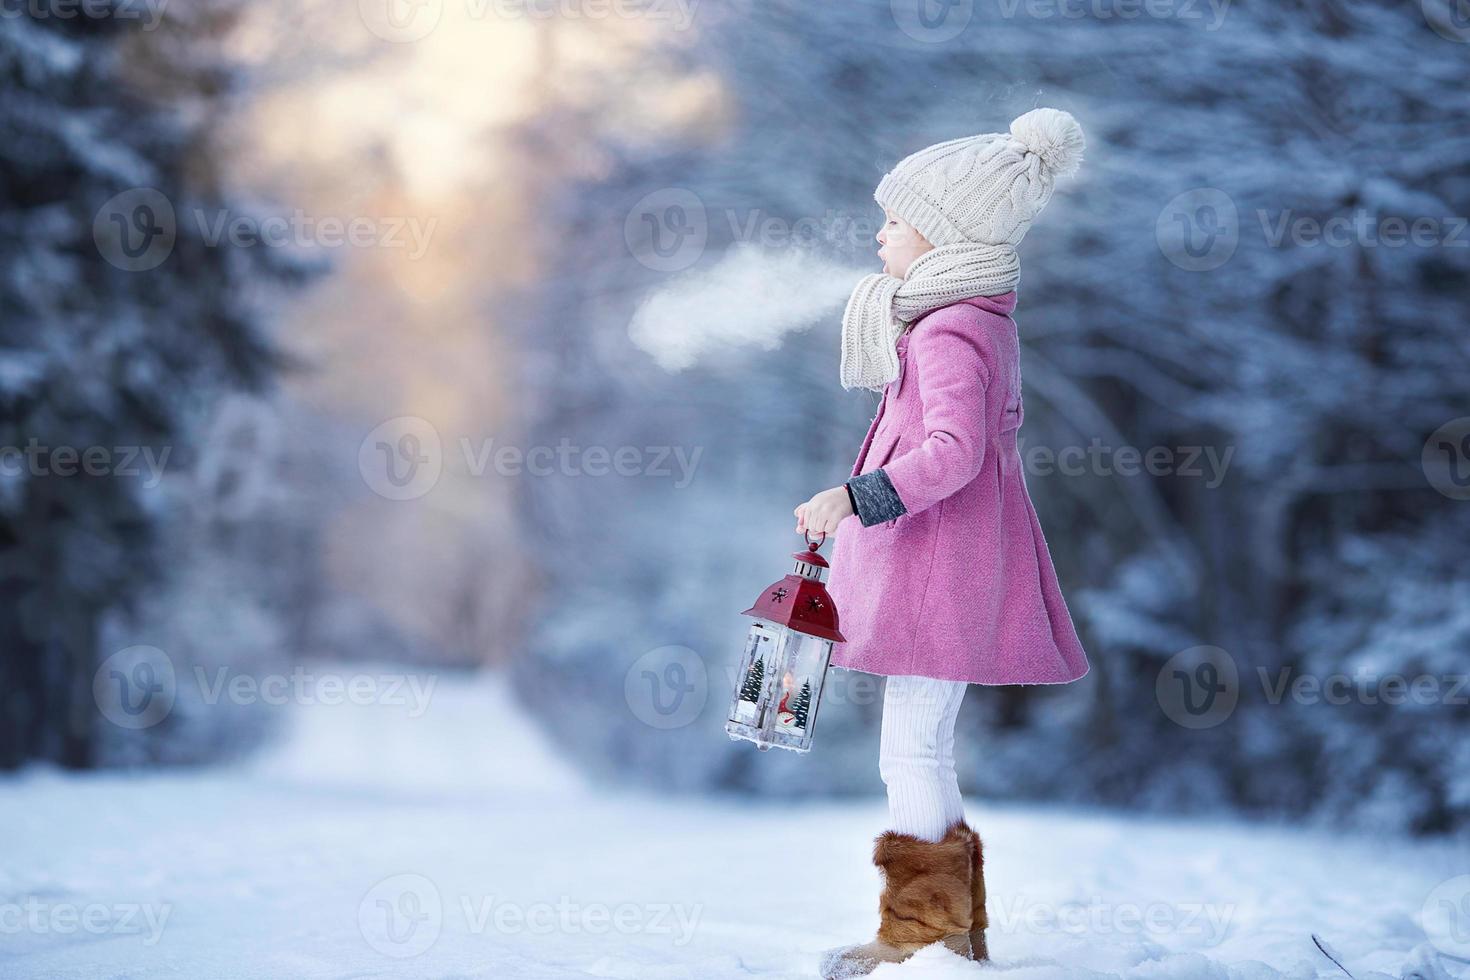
[794,486,855,536]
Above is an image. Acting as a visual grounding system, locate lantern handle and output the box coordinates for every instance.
[803,529,826,551]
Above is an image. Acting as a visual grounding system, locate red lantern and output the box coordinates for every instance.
[726,530,845,753]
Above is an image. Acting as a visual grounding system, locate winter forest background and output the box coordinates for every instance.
[5,0,1470,859]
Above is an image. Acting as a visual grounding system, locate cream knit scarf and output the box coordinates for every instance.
[839,242,1020,391]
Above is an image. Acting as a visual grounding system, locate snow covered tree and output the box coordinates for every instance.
[791,680,811,731]
[0,3,304,769]
[739,656,766,704]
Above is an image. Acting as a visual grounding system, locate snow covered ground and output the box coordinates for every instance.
[3,670,1468,980]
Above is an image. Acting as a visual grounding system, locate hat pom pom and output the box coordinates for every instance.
[1009,107,1085,179]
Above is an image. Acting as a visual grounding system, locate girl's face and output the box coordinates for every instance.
[876,208,933,278]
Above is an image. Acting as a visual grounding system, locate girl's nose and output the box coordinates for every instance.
[875,227,885,245]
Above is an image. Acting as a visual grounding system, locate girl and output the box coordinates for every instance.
[792,107,1092,977]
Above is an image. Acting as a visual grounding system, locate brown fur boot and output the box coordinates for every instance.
[819,822,975,979]
[965,825,989,960]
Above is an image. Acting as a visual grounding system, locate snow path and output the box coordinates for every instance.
[3,670,1466,980]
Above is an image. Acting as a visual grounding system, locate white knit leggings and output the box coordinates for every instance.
[879,675,969,842]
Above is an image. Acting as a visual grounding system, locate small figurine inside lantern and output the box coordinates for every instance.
[726,530,845,753]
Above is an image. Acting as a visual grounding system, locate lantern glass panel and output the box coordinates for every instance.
[769,632,831,746]
[728,623,777,728]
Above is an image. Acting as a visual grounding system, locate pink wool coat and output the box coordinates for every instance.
[826,292,1090,685]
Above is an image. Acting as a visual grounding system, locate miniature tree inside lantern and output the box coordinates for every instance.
[726,530,845,753]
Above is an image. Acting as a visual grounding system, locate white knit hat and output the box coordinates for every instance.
[838,108,1085,391]
[873,107,1085,249]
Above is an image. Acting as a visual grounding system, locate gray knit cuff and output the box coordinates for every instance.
[847,469,907,527]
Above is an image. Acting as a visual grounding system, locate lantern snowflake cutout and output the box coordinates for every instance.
[726,530,845,753]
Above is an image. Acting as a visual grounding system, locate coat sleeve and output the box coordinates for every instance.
[873,309,993,518]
